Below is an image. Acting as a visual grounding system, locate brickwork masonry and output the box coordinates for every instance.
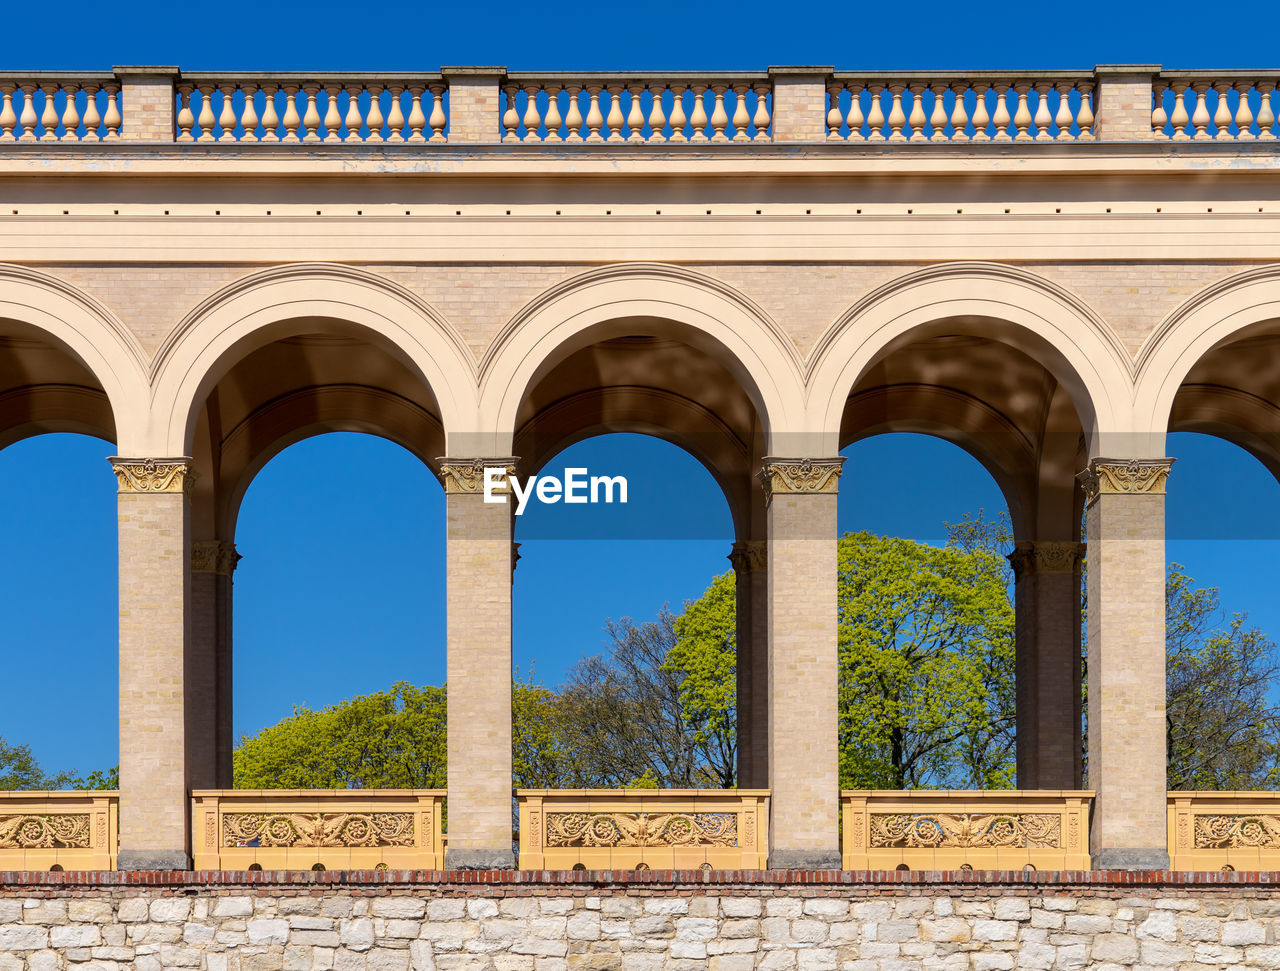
[0,871,1277,970]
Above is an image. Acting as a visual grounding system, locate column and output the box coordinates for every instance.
[729,540,768,788]
[760,457,843,868]
[439,457,517,869]
[767,66,835,141]
[112,66,179,141]
[111,457,193,870]
[191,541,240,789]
[1079,457,1172,870]
[1008,541,1084,789]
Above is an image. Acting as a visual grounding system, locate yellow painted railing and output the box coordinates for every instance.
[191,790,445,871]
[842,790,1093,871]
[517,789,769,870]
[1168,791,1280,871]
[0,791,118,871]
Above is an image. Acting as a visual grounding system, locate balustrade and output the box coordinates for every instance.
[190,790,446,871]
[1152,75,1280,140]
[0,791,118,870]
[500,76,771,143]
[0,76,121,142]
[826,75,1094,142]
[841,790,1093,871]
[1168,792,1280,870]
[174,76,447,143]
[517,790,769,870]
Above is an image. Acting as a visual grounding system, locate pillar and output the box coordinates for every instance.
[767,66,835,141]
[439,457,517,869]
[1009,541,1084,789]
[729,540,768,789]
[1092,65,1160,141]
[761,457,843,868]
[440,67,506,142]
[113,66,179,142]
[191,541,240,789]
[1079,457,1173,870]
[111,457,194,870]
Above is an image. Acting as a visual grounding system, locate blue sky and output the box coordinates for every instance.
[3,0,1279,774]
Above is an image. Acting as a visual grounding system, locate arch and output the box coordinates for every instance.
[479,263,806,454]
[807,262,1131,456]
[1136,265,1280,447]
[150,263,477,456]
[0,264,148,449]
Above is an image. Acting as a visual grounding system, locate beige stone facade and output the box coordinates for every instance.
[2,64,1277,869]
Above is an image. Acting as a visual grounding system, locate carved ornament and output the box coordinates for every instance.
[436,457,519,495]
[1195,814,1280,849]
[869,812,1062,849]
[544,812,738,848]
[222,812,414,848]
[192,541,242,577]
[1078,458,1173,505]
[1007,542,1084,577]
[728,540,767,574]
[109,457,196,495]
[0,813,93,848]
[757,457,844,501]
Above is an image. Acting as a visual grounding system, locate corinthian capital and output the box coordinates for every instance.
[192,541,242,577]
[728,540,768,574]
[1007,541,1084,577]
[1078,458,1174,506]
[436,457,519,495]
[757,457,845,501]
[109,457,196,495]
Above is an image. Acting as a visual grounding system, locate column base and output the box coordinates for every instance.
[1093,848,1171,871]
[768,848,842,870]
[117,849,191,871]
[447,847,516,870]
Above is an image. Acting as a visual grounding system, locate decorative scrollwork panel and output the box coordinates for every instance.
[869,812,1061,849]
[0,813,93,849]
[221,812,415,848]
[1194,814,1280,849]
[545,812,738,848]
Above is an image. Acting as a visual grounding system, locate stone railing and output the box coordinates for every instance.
[0,791,118,870]
[841,790,1093,871]
[1167,791,1280,871]
[0,74,122,141]
[190,790,445,871]
[826,73,1095,142]
[1152,73,1280,140]
[500,75,772,143]
[517,789,769,870]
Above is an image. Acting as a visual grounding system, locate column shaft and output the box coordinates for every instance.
[1082,458,1171,870]
[731,541,769,789]
[192,542,239,789]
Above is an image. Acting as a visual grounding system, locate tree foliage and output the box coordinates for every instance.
[0,737,116,791]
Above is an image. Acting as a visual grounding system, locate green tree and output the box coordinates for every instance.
[0,737,113,790]
[837,531,1016,790]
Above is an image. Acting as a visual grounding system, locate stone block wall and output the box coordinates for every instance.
[0,871,1277,971]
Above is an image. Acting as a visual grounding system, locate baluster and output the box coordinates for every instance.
[176,83,195,142]
[949,84,970,141]
[826,83,844,140]
[752,81,771,139]
[1150,82,1169,137]
[385,84,406,142]
[196,83,217,142]
[1234,82,1256,141]
[344,85,364,141]
[102,83,121,140]
[845,84,866,141]
[218,84,238,141]
[563,84,584,142]
[704,83,726,141]
[1075,81,1094,140]
[1012,82,1033,141]
[647,84,667,143]
[667,84,687,142]
[584,84,605,142]
[241,84,260,142]
[299,83,321,142]
[543,84,563,142]
[605,84,626,142]
[322,84,343,142]
[281,84,302,142]
[428,83,448,142]
[260,84,281,142]
[81,83,101,142]
[1257,82,1276,140]
[1053,82,1074,140]
[928,82,948,141]
[1169,81,1190,140]
[626,83,646,142]
[0,84,17,142]
[39,83,60,141]
[689,84,710,142]
[906,83,927,141]
[365,84,385,142]
[501,84,520,141]
[1032,82,1054,140]
[406,84,427,143]
[731,82,751,141]
[1212,81,1234,139]
[992,83,1013,141]
[886,83,907,141]
[970,83,991,141]
[866,83,886,141]
[1191,82,1211,139]
[18,84,37,142]
[59,84,81,141]
[522,83,543,142]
